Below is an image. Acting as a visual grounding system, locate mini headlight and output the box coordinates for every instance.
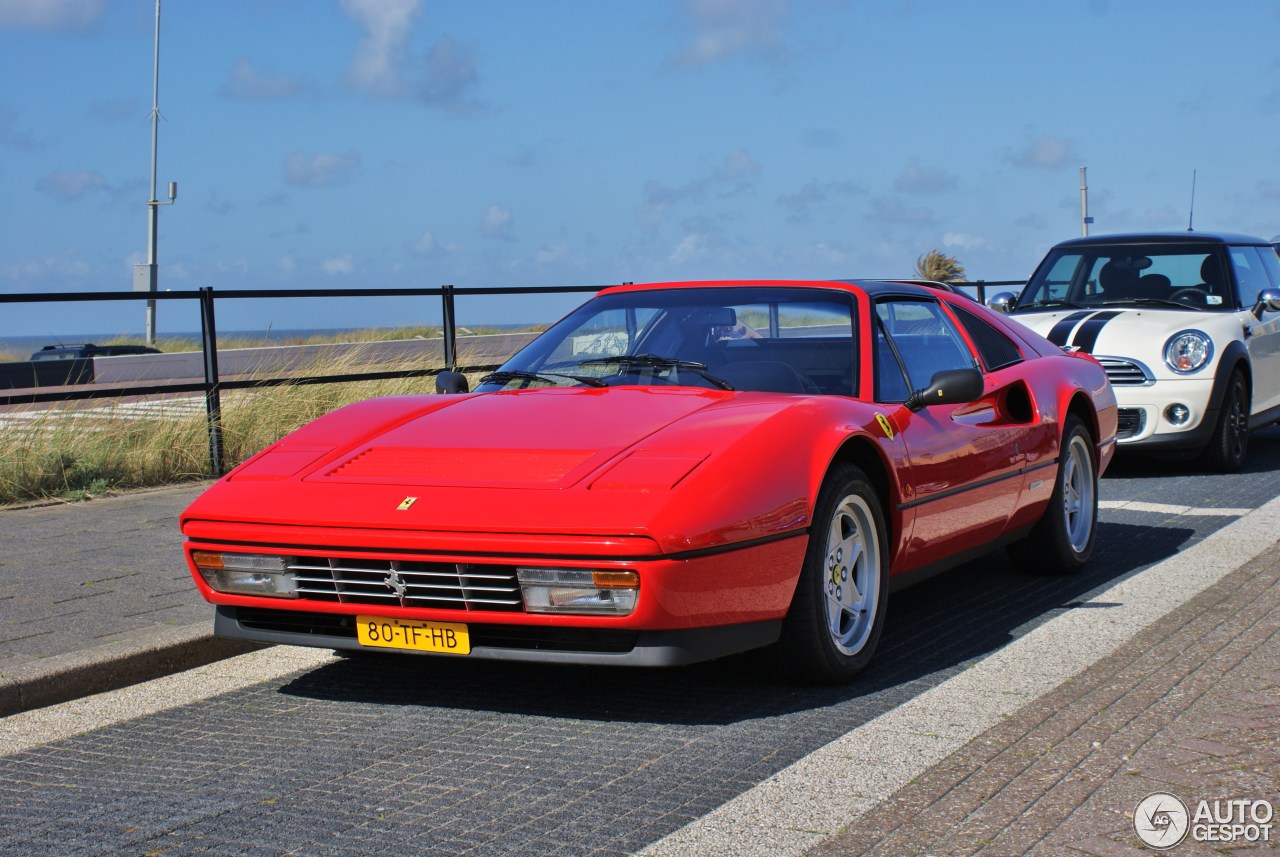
[517,567,638,615]
[1163,330,1212,374]
[191,551,297,598]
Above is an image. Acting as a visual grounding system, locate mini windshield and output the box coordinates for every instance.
[476,286,858,395]
[1016,245,1234,312]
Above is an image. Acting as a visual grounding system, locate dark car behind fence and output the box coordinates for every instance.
[0,280,1014,476]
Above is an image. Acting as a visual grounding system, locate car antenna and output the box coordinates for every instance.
[1186,169,1197,232]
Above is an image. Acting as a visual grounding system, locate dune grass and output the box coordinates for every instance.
[0,344,498,507]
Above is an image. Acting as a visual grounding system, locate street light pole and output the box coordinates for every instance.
[136,0,176,346]
[1079,166,1093,237]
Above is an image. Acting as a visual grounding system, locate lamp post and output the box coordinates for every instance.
[134,0,176,346]
[1080,166,1093,237]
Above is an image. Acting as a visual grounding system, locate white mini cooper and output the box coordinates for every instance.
[990,232,1280,471]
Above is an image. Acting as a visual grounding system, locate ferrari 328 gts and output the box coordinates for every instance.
[181,279,1117,682]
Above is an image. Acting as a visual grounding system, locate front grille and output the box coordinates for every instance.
[287,557,523,612]
[234,607,638,653]
[1116,408,1145,439]
[1096,356,1154,386]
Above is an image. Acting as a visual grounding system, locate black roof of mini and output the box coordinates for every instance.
[1052,231,1269,249]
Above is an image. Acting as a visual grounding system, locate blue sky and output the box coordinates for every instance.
[2,0,1278,337]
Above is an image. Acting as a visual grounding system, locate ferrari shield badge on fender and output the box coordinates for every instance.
[396,496,418,511]
[875,413,895,440]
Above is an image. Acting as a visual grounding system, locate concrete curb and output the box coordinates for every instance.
[0,622,264,718]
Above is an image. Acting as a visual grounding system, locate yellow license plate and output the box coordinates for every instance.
[356,616,470,655]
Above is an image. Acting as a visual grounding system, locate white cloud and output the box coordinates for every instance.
[1,254,90,283]
[670,0,790,67]
[777,179,862,222]
[669,232,711,264]
[322,255,354,275]
[636,149,762,226]
[222,58,306,101]
[481,204,514,240]
[868,196,935,225]
[943,232,986,250]
[894,158,958,193]
[283,151,361,188]
[410,230,438,256]
[0,0,104,31]
[342,0,421,97]
[1005,135,1078,169]
[276,255,296,274]
[36,170,107,200]
[414,38,481,112]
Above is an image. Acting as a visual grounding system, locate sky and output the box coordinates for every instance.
[2,0,1279,338]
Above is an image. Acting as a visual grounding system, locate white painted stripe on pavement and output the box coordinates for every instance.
[1099,499,1252,517]
[640,492,1280,857]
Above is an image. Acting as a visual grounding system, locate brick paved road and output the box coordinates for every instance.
[809,543,1280,856]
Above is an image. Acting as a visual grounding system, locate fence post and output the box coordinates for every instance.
[441,284,457,371]
[199,286,225,477]
[976,280,986,304]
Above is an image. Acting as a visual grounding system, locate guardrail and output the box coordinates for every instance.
[0,279,1023,476]
[0,284,604,475]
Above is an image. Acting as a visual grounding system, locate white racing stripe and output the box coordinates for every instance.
[1099,499,1252,517]
[640,492,1280,856]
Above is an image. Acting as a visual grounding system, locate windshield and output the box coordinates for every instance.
[1016,245,1234,312]
[476,286,858,395]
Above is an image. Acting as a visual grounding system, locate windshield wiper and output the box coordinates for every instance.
[577,354,735,390]
[478,369,606,388]
[1098,298,1194,310]
[1017,299,1086,310]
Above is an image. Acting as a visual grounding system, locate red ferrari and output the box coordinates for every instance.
[181,279,1116,682]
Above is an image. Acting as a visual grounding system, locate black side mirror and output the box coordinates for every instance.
[904,367,983,412]
[435,370,470,394]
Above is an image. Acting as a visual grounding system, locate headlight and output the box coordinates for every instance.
[191,551,297,598]
[517,568,638,615]
[1163,330,1213,374]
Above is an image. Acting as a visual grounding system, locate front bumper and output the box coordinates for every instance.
[215,605,783,666]
[1112,377,1217,449]
[186,531,807,667]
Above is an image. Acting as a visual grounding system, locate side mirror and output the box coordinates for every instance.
[1253,288,1280,319]
[904,367,984,412]
[986,292,1016,314]
[435,370,470,394]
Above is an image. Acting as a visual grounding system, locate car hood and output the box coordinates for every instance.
[1008,306,1239,371]
[181,386,829,553]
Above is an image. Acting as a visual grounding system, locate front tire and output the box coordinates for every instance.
[1008,414,1097,575]
[1203,370,1249,473]
[775,463,888,683]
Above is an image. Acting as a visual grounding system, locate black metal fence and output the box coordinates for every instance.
[0,279,1020,476]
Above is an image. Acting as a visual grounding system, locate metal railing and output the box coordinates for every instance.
[0,284,604,475]
[0,279,1022,476]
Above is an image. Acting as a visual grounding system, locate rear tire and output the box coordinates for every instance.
[1203,370,1249,473]
[775,463,888,683]
[1008,414,1097,575]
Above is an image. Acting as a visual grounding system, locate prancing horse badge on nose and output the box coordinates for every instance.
[396,496,418,511]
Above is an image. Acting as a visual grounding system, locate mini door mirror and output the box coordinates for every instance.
[905,367,984,412]
[1254,288,1280,318]
[435,370,470,394]
[987,292,1016,314]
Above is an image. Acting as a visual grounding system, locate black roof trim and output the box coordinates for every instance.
[1053,231,1269,248]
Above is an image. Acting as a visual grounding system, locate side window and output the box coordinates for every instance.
[1229,247,1270,309]
[875,299,977,399]
[1257,245,1280,291]
[949,304,1023,371]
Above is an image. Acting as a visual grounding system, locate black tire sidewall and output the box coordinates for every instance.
[778,463,889,683]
